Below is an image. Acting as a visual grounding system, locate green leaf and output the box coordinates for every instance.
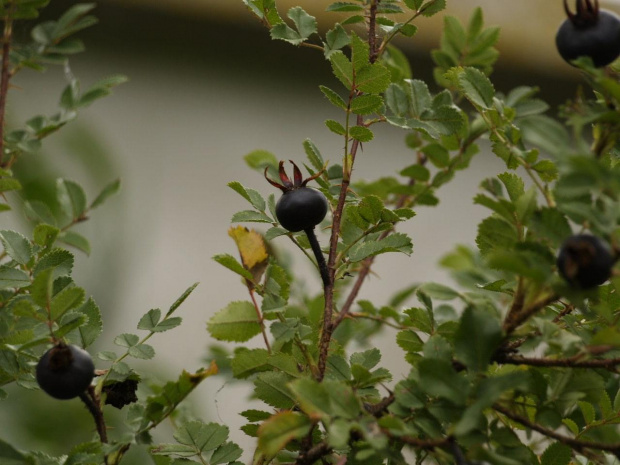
[254,371,296,408]
[356,62,391,94]
[454,307,503,372]
[421,0,446,16]
[324,23,350,58]
[476,217,518,256]
[349,126,374,142]
[57,179,87,220]
[138,309,161,331]
[418,282,459,300]
[90,178,121,209]
[257,411,312,456]
[210,442,243,465]
[540,442,572,465]
[128,343,156,360]
[115,333,139,348]
[33,248,74,278]
[0,177,22,192]
[231,210,272,223]
[245,149,278,171]
[532,160,558,183]
[0,266,30,289]
[497,172,524,202]
[0,437,27,462]
[77,298,102,348]
[577,400,596,424]
[529,208,572,246]
[417,358,468,405]
[400,164,430,181]
[350,94,384,115]
[348,232,412,262]
[325,119,346,135]
[319,85,347,110]
[0,230,32,265]
[329,51,353,90]
[270,7,316,45]
[231,348,269,379]
[168,282,199,316]
[31,268,53,307]
[207,301,261,342]
[58,231,91,255]
[50,286,85,320]
[152,317,182,333]
[396,330,424,353]
[303,139,325,172]
[174,421,229,452]
[213,254,254,282]
[228,181,266,211]
[33,224,60,248]
[403,307,433,334]
[457,67,495,109]
[326,2,365,12]
[288,378,332,418]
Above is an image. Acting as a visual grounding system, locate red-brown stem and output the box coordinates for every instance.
[80,386,108,445]
[494,403,620,457]
[0,10,13,166]
[368,0,380,63]
[503,293,559,335]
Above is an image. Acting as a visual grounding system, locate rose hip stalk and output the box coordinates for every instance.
[265,160,330,287]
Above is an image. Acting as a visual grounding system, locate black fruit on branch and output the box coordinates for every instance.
[557,234,614,288]
[556,0,620,67]
[265,160,328,233]
[36,343,95,400]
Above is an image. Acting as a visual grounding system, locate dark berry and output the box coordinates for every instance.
[36,343,95,400]
[556,0,620,67]
[265,160,328,232]
[557,234,614,288]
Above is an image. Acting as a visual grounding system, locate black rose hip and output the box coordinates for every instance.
[557,234,614,289]
[36,343,95,400]
[556,0,620,67]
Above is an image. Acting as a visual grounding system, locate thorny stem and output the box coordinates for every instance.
[79,386,108,445]
[250,288,272,354]
[368,0,379,63]
[493,403,620,458]
[0,6,14,166]
[295,441,333,465]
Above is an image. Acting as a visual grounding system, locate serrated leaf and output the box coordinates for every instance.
[57,179,87,220]
[562,418,579,435]
[254,371,296,409]
[330,51,353,90]
[207,301,261,342]
[396,330,424,353]
[0,230,32,265]
[228,181,266,212]
[476,216,518,256]
[350,126,374,142]
[77,298,102,348]
[231,210,272,223]
[33,224,60,248]
[213,254,254,282]
[138,308,161,331]
[326,2,365,12]
[356,62,391,94]
[257,411,312,456]
[457,67,495,109]
[418,282,459,300]
[319,85,347,110]
[114,333,139,348]
[33,248,74,278]
[348,233,412,262]
[540,442,572,465]
[0,177,21,192]
[324,23,350,58]
[210,442,243,465]
[231,348,269,379]
[50,286,85,320]
[128,343,155,360]
[577,401,596,424]
[244,149,278,171]
[325,119,346,135]
[174,421,229,452]
[168,282,199,316]
[31,268,53,307]
[350,94,384,115]
[0,266,30,289]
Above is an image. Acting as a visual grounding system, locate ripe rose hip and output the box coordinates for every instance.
[557,234,614,289]
[265,160,328,233]
[556,0,620,67]
[36,343,95,400]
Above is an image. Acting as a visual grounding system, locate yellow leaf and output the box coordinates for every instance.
[228,226,270,284]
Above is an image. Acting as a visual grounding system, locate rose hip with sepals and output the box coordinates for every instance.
[556,0,620,67]
[36,342,95,400]
[557,234,614,289]
[265,160,330,286]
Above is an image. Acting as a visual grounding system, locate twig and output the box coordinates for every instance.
[295,441,332,465]
[503,293,559,335]
[496,353,620,370]
[79,386,108,444]
[493,403,620,457]
[249,288,272,354]
[305,227,330,287]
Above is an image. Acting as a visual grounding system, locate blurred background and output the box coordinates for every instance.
[1,0,617,460]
